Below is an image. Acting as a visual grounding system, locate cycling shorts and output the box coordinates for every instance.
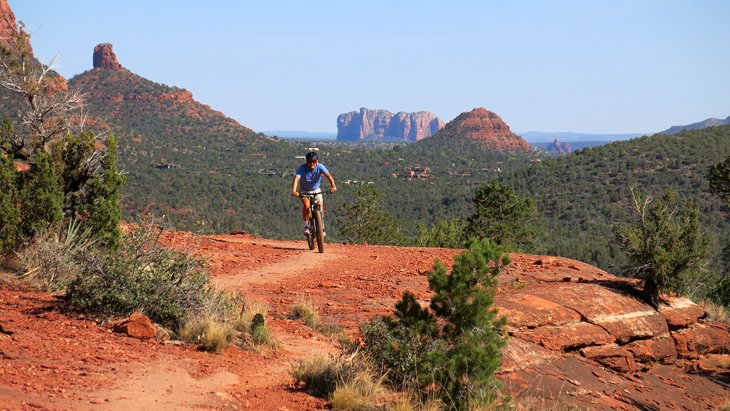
[302,189,323,204]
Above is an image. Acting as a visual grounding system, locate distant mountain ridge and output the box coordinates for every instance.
[658,116,730,135]
[264,130,336,140]
[519,131,646,143]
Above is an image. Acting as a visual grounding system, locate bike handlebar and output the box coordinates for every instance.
[297,191,334,199]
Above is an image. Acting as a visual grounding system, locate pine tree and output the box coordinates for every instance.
[338,184,406,245]
[81,134,125,249]
[464,181,540,250]
[18,151,64,238]
[709,155,730,208]
[617,187,710,307]
[362,238,509,409]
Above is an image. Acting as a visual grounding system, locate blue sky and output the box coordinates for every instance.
[11,0,730,134]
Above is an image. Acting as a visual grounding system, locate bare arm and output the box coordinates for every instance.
[325,172,337,193]
[291,175,301,196]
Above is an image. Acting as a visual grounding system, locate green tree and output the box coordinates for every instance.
[708,235,730,308]
[416,218,466,248]
[338,184,406,245]
[18,151,64,238]
[0,27,123,250]
[709,155,730,208]
[0,154,20,249]
[616,187,710,307]
[464,181,540,250]
[80,134,126,249]
[362,238,509,409]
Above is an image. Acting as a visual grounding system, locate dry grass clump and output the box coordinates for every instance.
[288,297,348,345]
[16,221,94,291]
[718,397,730,411]
[292,354,345,397]
[179,315,236,353]
[699,299,730,324]
[292,352,400,410]
[331,371,385,410]
[289,296,321,329]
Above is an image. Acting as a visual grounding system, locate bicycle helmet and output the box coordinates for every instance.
[306,151,319,162]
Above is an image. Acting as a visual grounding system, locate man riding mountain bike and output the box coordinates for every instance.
[291,152,337,236]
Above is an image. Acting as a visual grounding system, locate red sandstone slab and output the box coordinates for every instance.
[531,284,668,342]
[496,294,582,330]
[515,322,614,351]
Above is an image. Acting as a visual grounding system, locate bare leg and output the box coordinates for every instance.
[301,198,312,222]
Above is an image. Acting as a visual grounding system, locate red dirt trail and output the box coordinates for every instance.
[0,232,727,410]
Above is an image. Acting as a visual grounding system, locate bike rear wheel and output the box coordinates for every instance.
[313,209,324,253]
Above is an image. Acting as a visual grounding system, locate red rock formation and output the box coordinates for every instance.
[388,111,445,141]
[546,138,571,154]
[439,107,531,152]
[0,0,30,52]
[93,43,124,71]
[337,107,444,141]
[498,253,724,376]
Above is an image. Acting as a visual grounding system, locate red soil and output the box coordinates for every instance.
[0,232,727,410]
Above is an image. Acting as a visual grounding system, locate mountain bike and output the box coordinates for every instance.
[299,192,328,253]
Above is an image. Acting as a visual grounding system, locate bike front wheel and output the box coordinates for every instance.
[307,218,315,250]
[313,209,324,253]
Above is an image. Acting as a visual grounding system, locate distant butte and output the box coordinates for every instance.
[93,43,124,71]
[439,107,532,152]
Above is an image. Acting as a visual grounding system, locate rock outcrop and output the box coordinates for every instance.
[437,107,531,152]
[496,253,729,409]
[0,0,30,52]
[93,43,124,71]
[499,254,723,374]
[337,107,444,141]
[545,138,571,154]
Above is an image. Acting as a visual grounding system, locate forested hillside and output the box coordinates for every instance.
[498,125,730,276]
[65,61,536,239]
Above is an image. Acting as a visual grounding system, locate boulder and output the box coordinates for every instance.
[672,322,730,358]
[112,311,156,340]
[657,297,706,328]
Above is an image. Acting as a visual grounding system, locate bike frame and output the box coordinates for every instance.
[299,192,327,253]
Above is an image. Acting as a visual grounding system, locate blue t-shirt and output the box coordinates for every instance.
[296,163,329,192]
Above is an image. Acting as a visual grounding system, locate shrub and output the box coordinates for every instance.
[18,151,64,239]
[416,219,467,248]
[251,322,272,345]
[66,223,216,329]
[361,238,509,409]
[78,134,125,249]
[699,299,730,324]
